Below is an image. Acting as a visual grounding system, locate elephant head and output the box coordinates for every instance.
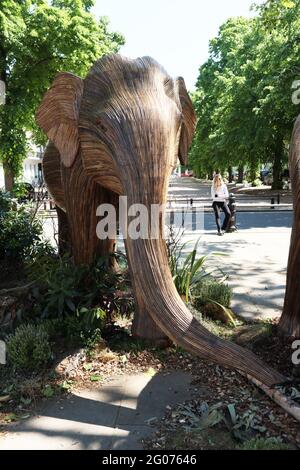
[37,54,285,386]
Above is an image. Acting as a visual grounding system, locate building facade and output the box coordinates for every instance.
[0,142,44,190]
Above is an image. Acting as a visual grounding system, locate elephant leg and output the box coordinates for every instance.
[61,154,117,266]
[43,142,71,255]
[56,206,71,256]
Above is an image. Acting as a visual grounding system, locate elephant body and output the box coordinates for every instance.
[37,54,285,385]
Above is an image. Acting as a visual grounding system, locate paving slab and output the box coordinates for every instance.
[0,372,192,450]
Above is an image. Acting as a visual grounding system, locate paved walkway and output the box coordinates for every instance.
[184,224,291,320]
[0,372,193,450]
[168,178,292,321]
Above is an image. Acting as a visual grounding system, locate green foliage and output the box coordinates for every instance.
[190,2,300,187]
[0,190,14,215]
[6,324,52,371]
[168,236,211,303]
[11,182,34,202]
[192,280,232,309]
[0,0,125,177]
[239,436,293,450]
[27,253,134,322]
[251,178,262,187]
[0,203,43,261]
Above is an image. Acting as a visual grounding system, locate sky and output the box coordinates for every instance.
[92,0,265,91]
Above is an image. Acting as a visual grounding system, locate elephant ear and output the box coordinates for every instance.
[175,77,197,165]
[36,73,83,168]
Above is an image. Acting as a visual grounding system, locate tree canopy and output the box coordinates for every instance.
[0,0,124,186]
[190,0,300,188]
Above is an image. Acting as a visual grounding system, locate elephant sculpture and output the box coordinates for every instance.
[37,54,285,386]
[280,115,300,336]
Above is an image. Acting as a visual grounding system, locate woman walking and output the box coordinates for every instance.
[211,174,231,236]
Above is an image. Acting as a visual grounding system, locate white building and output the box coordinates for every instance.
[0,141,44,190]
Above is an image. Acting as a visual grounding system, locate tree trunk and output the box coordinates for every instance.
[238,165,244,183]
[228,166,233,183]
[272,139,284,190]
[249,163,258,184]
[280,117,300,336]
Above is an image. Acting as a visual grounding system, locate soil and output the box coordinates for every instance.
[1,320,300,449]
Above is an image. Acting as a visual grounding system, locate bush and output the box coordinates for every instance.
[251,178,262,187]
[0,190,15,215]
[42,309,107,345]
[192,279,232,309]
[6,324,52,372]
[27,253,134,328]
[0,204,43,262]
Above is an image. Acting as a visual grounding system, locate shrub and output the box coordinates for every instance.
[0,190,14,215]
[6,324,52,371]
[27,253,134,327]
[42,309,107,345]
[0,205,43,261]
[192,279,232,310]
[251,178,262,187]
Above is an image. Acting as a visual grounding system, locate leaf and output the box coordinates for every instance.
[20,397,32,406]
[0,395,11,403]
[4,413,17,422]
[120,355,128,364]
[207,299,237,326]
[145,367,156,377]
[43,385,54,398]
[60,380,73,390]
[65,298,76,312]
[227,403,237,425]
[2,384,14,394]
[83,363,93,371]
[90,375,103,382]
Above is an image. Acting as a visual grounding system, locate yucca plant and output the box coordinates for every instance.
[168,235,225,304]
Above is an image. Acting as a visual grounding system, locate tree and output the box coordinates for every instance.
[0,0,124,189]
[190,0,300,188]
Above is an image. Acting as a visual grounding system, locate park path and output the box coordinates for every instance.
[168,178,292,321]
[0,372,193,450]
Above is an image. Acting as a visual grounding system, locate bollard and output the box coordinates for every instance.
[181,208,185,227]
[192,206,197,231]
[170,210,174,226]
[227,193,237,232]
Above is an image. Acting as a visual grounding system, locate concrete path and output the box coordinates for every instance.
[178,213,291,321]
[168,178,292,321]
[0,372,192,450]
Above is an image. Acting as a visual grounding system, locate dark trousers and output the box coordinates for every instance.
[212,201,231,232]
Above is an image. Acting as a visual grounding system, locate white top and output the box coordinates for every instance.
[211,183,229,202]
